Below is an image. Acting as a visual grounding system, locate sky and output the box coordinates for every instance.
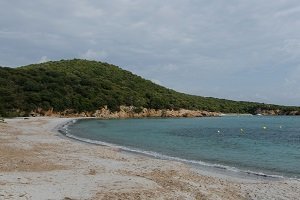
[1,0,300,106]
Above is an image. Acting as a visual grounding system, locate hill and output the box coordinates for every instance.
[0,59,299,117]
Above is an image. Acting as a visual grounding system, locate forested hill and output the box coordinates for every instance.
[0,59,299,117]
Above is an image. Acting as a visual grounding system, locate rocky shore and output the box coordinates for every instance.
[20,106,300,119]
[255,109,300,116]
[28,106,221,118]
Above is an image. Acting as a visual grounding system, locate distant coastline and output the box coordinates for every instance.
[26,105,300,119]
[28,105,221,118]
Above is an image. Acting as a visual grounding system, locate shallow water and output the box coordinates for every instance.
[66,116,300,179]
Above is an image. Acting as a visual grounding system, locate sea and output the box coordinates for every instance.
[62,116,300,179]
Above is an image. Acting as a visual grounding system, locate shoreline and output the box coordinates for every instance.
[1,117,300,199]
[59,118,295,182]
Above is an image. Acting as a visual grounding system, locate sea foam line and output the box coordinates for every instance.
[60,124,293,180]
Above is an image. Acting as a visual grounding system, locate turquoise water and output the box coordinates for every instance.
[65,116,300,179]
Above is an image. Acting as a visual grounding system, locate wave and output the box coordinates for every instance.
[58,122,295,180]
[59,119,78,134]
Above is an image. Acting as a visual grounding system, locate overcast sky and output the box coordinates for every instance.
[1,1,300,106]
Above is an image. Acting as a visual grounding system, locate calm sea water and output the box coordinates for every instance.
[65,116,300,179]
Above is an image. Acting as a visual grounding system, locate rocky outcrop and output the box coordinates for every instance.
[26,106,300,118]
[255,109,300,116]
[28,106,221,118]
[92,106,220,118]
[288,111,300,115]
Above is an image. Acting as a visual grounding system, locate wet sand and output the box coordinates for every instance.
[0,117,299,200]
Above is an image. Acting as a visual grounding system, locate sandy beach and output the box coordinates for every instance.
[0,117,300,200]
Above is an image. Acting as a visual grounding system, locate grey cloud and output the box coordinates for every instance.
[1,0,300,105]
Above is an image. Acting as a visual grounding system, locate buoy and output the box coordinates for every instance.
[217,130,220,133]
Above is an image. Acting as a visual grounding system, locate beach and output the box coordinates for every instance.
[1,117,300,200]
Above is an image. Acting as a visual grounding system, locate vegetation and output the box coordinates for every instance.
[0,59,299,117]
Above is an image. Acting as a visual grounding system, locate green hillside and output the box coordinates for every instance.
[0,59,298,117]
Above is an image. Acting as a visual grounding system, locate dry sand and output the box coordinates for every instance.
[0,117,299,200]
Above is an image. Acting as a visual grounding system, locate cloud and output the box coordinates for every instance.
[79,49,108,61]
[150,79,162,85]
[162,64,178,71]
[1,0,300,105]
[38,56,49,63]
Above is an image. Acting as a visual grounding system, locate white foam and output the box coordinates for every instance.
[60,119,298,180]
[63,131,292,180]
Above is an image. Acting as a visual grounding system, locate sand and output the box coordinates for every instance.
[0,117,299,200]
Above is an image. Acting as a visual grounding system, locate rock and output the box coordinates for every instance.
[25,105,221,118]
